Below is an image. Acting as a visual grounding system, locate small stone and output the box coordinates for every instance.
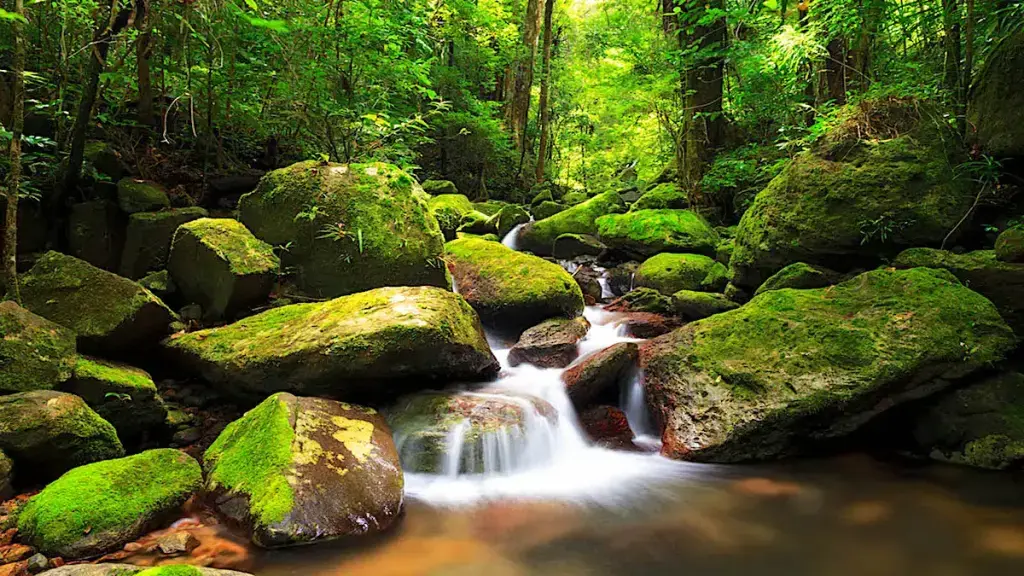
[508,317,590,368]
[155,531,200,555]
[24,554,46,574]
[172,428,202,446]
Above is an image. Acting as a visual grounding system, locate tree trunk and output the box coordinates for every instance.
[535,0,556,183]
[799,0,815,126]
[942,0,962,94]
[823,37,848,105]
[960,0,974,135]
[136,0,154,127]
[4,0,25,300]
[681,0,726,190]
[510,0,543,150]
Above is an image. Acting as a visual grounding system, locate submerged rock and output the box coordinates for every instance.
[518,191,625,256]
[239,161,447,299]
[204,393,403,548]
[61,357,168,446]
[634,253,728,295]
[968,29,1024,157]
[445,237,584,333]
[17,449,202,559]
[117,178,170,214]
[671,290,739,320]
[0,302,76,395]
[508,317,590,368]
[753,262,843,296]
[642,268,1015,462]
[120,208,209,279]
[563,342,638,411]
[596,209,719,259]
[165,286,498,401]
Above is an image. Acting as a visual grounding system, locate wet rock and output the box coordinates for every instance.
[19,252,177,356]
[0,561,28,576]
[117,179,170,215]
[0,302,76,395]
[642,268,1015,462]
[60,357,168,446]
[17,449,201,559]
[39,564,252,575]
[606,288,674,315]
[487,204,531,238]
[629,183,688,212]
[518,192,625,256]
[607,261,639,297]
[569,264,603,305]
[563,342,638,411]
[168,218,279,320]
[446,237,584,334]
[120,208,209,280]
[552,234,605,260]
[753,262,843,296]
[25,554,46,574]
[508,317,590,368]
[155,531,200,556]
[239,161,447,299]
[620,312,682,338]
[634,253,728,295]
[171,428,202,447]
[165,286,498,402]
[995,227,1024,263]
[204,393,403,548]
[579,406,636,450]
[967,28,1024,157]
[68,201,124,272]
[0,391,124,483]
[671,290,739,321]
[597,209,719,259]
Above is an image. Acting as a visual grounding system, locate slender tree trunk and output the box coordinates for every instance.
[136,0,154,127]
[4,0,25,300]
[681,0,726,191]
[942,0,962,94]
[535,0,556,183]
[823,37,848,105]
[510,0,543,150]
[961,0,974,135]
[799,0,815,126]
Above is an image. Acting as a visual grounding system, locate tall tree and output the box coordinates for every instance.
[136,0,155,128]
[680,0,726,190]
[3,0,26,300]
[535,0,556,183]
[509,0,543,151]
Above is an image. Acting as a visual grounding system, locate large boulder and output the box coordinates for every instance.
[238,161,448,299]
[596,209,719,259]
[168,218,280,320]
[892,248,1024,336]
[204,393,403,548]
[60,357,168,446]
[486,204,531,239]
[968,29,1024,157]
[0,391,124,483]
[164,286,498,401]
[0,302,76,395]
[629,183,688,212]
[995,226,1024,263]
[120,208,209,279]
[634,253,728,295]
[531,200,568,220]
[729,98,973,289]
[641,268,1015,462]
[507,317,590,368]
[116,179,170,214]
[68,200,124,272]
[517,191,625,255]
[427,194,487,241]
[445,237,584,333]
[753,262,843,296]
[17,449,202,559]
[671,290,739,320]
[421,179,458,195]
[18,252,177,356]
[563,342,638,411]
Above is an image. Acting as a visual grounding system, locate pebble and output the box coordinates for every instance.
[24,554,46,574]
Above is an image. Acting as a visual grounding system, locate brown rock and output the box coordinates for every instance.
[620,312,682,339]
[0,530,16,547]
[0,561,28,576]
[508,317,590,368]
[563,342,638,410]
[155,531,200,556]
[579,406,636,450]
[0,544,32,564]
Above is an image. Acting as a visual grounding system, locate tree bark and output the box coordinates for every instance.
[942,0,962,94]
[4,0,25,300]
[681,0,726,190]
[823,37,848,105]
[510,0,543,150]
[136,0,154,127]
[535,0,556,183]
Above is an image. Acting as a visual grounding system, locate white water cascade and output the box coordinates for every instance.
[501,222,528,249]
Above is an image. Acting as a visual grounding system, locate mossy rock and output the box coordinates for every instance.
[518,192,625,256]
[552,234,606,260]
[563,343,638,411]
[68,200,125,272]
[0,449,11,499]
[892,248,1024,336]
[562,191,589,205]
[117,179,170,214]
[164,286,498,401]
[508,316,590,368]
[456,210,498,236]
[83,141,126,181]
[596,209,719,259]
[613,287,674,315]
[139,270,176,300]
[716,238,734,265]
[0,390,124,483]
[634,253,728,295]
[630,183,689,212]
[421,179,459,196]
[60,356,168,446]
[671,290,739,320]
[0,302,77,395]
[168,218,279,320]
[239,162,447,298]
[968,29,1024,157]
[18,449,201,559]
[38,565,252,576]
[531,201,568,221]
[753,262,843,296]
[204,393,403,548]
[472,200,510,216]
[729,99,973,289]
[486,204,531,238]
[908,371,1024,470]
[995,226,1024,263]
[120,208,209,280]
[19,252,177,356]
[445,237,584,333]
[607,261,640,297]
[531,189,555,205]
[641,268,1015,462]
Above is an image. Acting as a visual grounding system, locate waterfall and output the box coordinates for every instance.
[501,223,528,250]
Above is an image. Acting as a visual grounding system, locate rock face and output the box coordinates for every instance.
[204,393,403,548]
[729,99,973,289]
[0,391,124,482]
[641,268,1015,462]
[892,248,1024,336]
[19,252,177,356]
[671,290,739,321]
[68,201,124,272]
[629,183,688,212]
[60,357,168,446]
[968,29,1024,157]
[995,227,1024,263]
[753,262,843,296]
[445,237,584,333]
[120,208,209,279]
[239,161,448,299]
[165,286,498,401]
[18,449,201,559]
[0,302,76,395]
[596,209,719,259]
[563,342,638,410]
[518,191,625,255]
[168,218,280,320]
[117,179,170,214]
[634,253,728,295]
[508,317,590,368]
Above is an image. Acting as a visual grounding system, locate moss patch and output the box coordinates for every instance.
[0,302,77,394]
[596,209,719,259]
[635,253,728,295]
[754,262,842,296]
[135,567,205,576]
[117,179,170,214]
[518,191,625,255]
[630,183,689,212]
[995,226,1024,263]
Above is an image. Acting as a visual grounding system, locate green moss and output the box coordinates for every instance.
[428,194,475,215]
[421,179,458,195]
[518,191,625,255]
[960,435,1024,469]
[139,270,173,296]
[553,233,605,259]
[472,200,509,216]
[531,201,568,220]
[671,290,739,320]
[174,218,279,276]
[562,191,588,205]
[117,178,170,214]
[615,287,674,315]
[630,183,689,212]
[635,253,727,295]
[134,567,204,576]
[596,209,719,258]
[754,262,841,296]
[995,226,1024,263]
[486,204,530,238]
[17,449,201,557]
[73,357,155,391]
[0,302,77,394]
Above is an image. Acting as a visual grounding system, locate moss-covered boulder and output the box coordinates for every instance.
[715,238,734,265]
[531,201,568,220]
[117,179,170,214]
[730,99,973,289]
[120,208,209,279]
[83,141,126,181]
[995,226,1024,263]
[139,269,175,300]
[609,287,674,315]
[68,200,124,272]
[561,191,588,205]
[165,286,498,401]
[428,194,480,241]
[0,302,76,395]
[421,179,458,195]
[18,449,201,558]
[508,317,590,368]
[0,391,124,482]
[445,237,584,333]
[641,268,1015,462]
[0,449,11,498]
[239,162,447,299]
[60,357,168,446]
[204,393,403,548]
[596,209,719,259]
[19,252,177,356]
[671,290,739,320]
[518,192,625,256]
[892,248,1024,336]
[563,343,638,411]
[968,30,1024,157]
[472,200,509,216]
[168,218,279,320]
[753,262,843,296]
[487,204,531,238]
[634,253,728,296]
[630,183,689,212]
[552,234,606,260]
